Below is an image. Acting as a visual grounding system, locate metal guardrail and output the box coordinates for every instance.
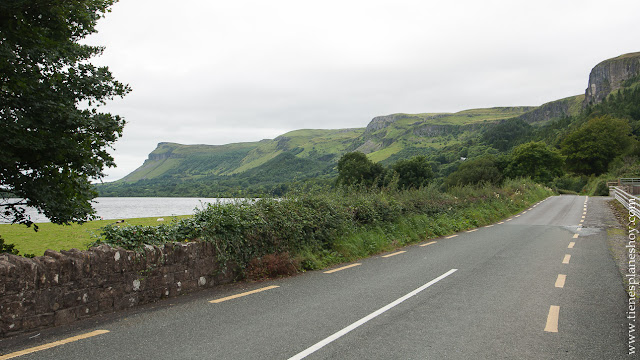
[612,186,640,220]
[619,178,640,185]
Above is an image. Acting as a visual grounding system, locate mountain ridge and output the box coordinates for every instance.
[106,51,640,194]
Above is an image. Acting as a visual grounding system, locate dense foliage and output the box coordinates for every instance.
[506,142,564,183]
[93,180,552,277]
[444,156,503,188]
[481,118,533,151]
[336,152,385,187]
[0,0,129,227]
[391,155,434,189]
[560,116,635,175]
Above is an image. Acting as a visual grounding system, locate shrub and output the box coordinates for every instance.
[94,179,553,278]
[550,175,588,193]
[445,156,503,188]
[0,235,19,255]
[246,252,300,280]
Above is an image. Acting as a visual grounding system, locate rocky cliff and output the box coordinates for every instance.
[517,95,583,123]
[364,114,408,133]
[583,52,640,107]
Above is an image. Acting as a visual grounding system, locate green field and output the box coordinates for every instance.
[1,216,191,256]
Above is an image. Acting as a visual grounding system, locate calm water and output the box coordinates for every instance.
[4,197,238,224]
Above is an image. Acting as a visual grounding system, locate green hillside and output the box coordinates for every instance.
[99,105,566,197]
[118,106,544,183]
[121,142,260,182]
[98,52,640,197]
[100,104,581,196]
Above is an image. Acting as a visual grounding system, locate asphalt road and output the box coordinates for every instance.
[0,195,631,359]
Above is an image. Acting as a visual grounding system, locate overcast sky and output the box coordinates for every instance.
[85,0,640,182]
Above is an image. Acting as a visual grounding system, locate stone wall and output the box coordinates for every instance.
[0,242,237,338]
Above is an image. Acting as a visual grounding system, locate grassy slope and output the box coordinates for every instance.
[410,106,534,125]
[238,107,534,168]
[123,142,259,182]
[107,106,545,185]
[232,128,364,174]
[363,107,532,162]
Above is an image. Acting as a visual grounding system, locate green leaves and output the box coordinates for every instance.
[93,180,553,276]
[445,156,503,188]
[391,155,433,190]
[0,0,129,226]
[561,116,635,176]
[506,142,564,184]
[336,152,385,188]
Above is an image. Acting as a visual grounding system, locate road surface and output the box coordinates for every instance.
[0,195,631,359]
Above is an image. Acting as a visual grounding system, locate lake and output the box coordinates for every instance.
[4,197,239,224]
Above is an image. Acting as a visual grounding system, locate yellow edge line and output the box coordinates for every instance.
[382,251,406,258]
[544,305,560,332]
[445,235,458,239]
[324,263,361,274]
[466,229,478,233]
[210,285,279,303]
[0,330,110,360]
[555,274,567,288]
[420,241,437,247]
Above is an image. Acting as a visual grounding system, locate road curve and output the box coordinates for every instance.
[0,195,630,359]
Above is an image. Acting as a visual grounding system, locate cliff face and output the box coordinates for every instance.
[517,95,583,123]
[365,114,405,133]
[583,52,640,107]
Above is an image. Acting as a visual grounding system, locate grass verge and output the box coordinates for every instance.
[0,216,190,256]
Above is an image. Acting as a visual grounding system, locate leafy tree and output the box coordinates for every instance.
[506,142,564,184]
[336,152,385,187]
[445,156,503,188]
[391,156,433,189]
[560,116,635,176]
[0,0,129,227]
[0,0,130,225]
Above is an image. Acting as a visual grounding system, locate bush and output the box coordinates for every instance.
[550,175,588,193]
[593,180,611,196]
[445,156,503,188]
[0,235,19,255]
[506,142,564,184]
[246,252,300,280]
[391,156,434,189]
[94,179,553,277]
